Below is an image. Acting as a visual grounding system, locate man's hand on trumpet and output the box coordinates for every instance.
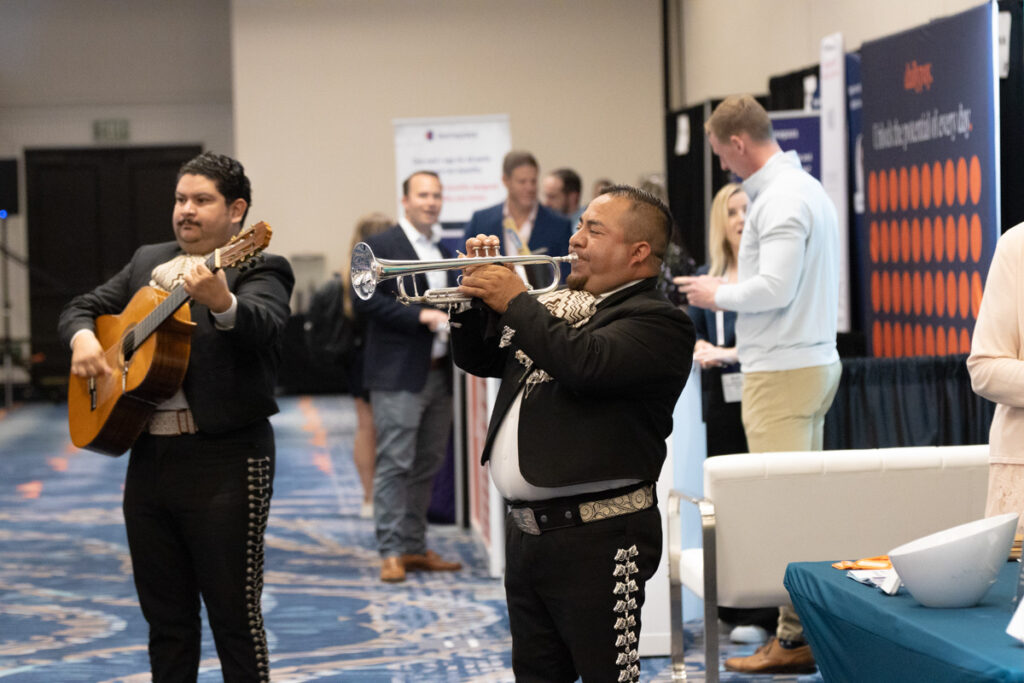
[458,233,526,314]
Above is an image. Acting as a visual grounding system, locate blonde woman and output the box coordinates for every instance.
[679,183,748,456]
[344,212,393,518]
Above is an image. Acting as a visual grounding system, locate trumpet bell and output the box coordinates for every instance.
[351,242,379,300]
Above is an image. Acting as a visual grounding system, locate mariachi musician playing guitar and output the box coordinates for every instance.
[58,152,293,683]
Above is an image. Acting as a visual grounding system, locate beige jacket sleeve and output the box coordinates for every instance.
[968,224,1024,407]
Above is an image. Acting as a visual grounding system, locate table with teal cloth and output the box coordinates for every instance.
[784,560,1024,682]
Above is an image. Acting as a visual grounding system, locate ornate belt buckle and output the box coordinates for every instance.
[511,507,542,535]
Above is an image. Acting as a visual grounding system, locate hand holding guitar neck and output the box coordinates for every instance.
[182,264,232,313]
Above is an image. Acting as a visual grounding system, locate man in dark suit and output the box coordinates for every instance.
[452,185,694,682]
[58,152,293,682]
[352,170,463,583]
[462,150,574,285]
[542,166,584,228]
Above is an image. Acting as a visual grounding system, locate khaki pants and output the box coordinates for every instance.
[741,362,842,454]
[740,361,842,642]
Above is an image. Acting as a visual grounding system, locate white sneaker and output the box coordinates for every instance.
[730,625,768,644]
[359,501,374,519]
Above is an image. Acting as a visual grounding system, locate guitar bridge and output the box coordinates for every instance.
[88,377,96,411]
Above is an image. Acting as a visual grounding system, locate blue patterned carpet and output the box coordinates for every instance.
[0,396,819,682]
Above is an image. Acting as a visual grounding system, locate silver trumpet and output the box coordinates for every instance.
[350,241,577,305]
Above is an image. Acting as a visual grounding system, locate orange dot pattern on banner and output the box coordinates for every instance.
[911,218,921,262]
[922,217,932,262]
[910,165,920,210]
[971,271,983,318]
[865,155,984,358]
[922,163,932,208]
[913,271,923,315]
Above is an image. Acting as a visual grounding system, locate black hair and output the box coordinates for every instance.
[551,168,582,196]
[598,184,673,259]
[177,152,252,224]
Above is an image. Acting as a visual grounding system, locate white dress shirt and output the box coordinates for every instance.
[398,217,449,359]
[489,280,643,501]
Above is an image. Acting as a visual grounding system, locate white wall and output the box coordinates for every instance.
[230,0,664,277]
[681,0,986,104]
[0,0,996,354]
[0,0,233,355]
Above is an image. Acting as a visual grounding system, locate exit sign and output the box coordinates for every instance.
[92,119,130,143]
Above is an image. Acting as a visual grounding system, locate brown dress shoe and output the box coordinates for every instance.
[380,556,406,582]
[400,550,462,572]
[723,636,816,674]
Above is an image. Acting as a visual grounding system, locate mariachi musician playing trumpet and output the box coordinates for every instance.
[356,185,694,682]
[447,186,695,682]
[58,152,293,683]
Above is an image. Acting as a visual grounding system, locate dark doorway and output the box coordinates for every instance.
[25,145,202,397]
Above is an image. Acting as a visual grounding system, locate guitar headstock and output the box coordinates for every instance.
[214,221,273,271]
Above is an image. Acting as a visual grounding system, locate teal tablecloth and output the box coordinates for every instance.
[784,560,1024,683]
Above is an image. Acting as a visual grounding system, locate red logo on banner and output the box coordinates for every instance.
[904,60,934,93]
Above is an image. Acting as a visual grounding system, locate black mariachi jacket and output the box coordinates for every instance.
[451,277,694,487]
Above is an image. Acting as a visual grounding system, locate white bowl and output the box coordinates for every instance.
[888,512,1019,608]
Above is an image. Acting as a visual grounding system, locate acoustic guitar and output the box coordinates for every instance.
[67,222,272,456]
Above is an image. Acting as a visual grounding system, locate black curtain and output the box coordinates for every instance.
[767,65,819,111]
[665,98,759,270]
[824,354,995,449]
[665,103,708,265]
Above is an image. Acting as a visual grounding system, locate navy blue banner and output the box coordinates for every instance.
[847,52,866,332]
[859,3,999,357]
[771,112,821,181]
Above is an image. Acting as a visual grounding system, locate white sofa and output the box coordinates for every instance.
[666,445,990,682]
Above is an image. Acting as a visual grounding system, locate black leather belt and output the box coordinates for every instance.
[508,483,655,536]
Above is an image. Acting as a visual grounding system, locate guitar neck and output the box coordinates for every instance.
[127,252,218,355]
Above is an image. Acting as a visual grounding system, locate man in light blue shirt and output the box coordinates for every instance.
[679,94,842,675]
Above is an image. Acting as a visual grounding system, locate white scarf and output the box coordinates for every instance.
[149,253,209,293]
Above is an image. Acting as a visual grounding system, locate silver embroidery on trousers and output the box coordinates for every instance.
[246,455,272,682]
[612,544,641,682]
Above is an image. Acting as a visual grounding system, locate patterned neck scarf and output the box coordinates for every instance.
[149,253,209,293]
[511,288,597,395]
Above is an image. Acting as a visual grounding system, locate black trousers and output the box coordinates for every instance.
[123,420,274,683]
[504,505,662,683]
[701,368,748,458]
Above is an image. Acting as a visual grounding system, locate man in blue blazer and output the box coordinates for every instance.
[462,151,574,285]
[352,170,463,583]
